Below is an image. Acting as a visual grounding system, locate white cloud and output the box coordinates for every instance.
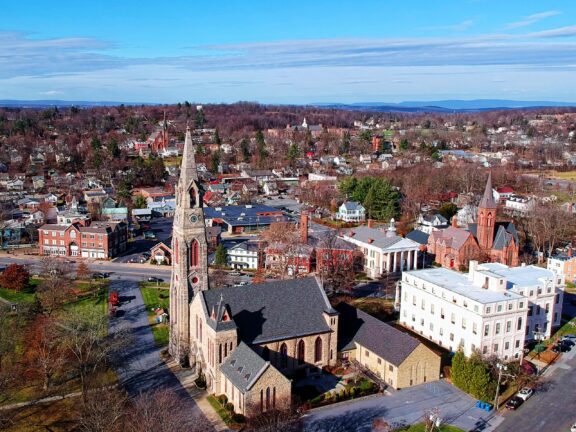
[505,10,561,29]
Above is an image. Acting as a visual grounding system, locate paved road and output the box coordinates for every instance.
[495,337,576,432]
[108,279,213,429]
[0,256,171,282]
[303,380,501,432]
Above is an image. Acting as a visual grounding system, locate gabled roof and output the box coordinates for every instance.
[201,277,335,344]
[429,226,475,250]
[220,342,277,393]
[406,230,429,245]
[343,226,419,251]
[492,222,519,250]
[341,201,364,211]
[335,303,424,367]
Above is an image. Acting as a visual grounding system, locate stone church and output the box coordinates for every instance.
[169,128,338,416]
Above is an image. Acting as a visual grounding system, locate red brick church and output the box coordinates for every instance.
[428,173,520,269]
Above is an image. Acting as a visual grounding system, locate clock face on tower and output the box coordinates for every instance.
[189,214,198,223]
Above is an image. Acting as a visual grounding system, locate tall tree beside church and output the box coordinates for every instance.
[214,244,228,267]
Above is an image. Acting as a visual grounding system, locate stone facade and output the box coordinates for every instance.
[169,126,210,364]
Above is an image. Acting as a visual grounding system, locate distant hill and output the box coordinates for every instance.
[314,99,576,113]
[0,100,157,108]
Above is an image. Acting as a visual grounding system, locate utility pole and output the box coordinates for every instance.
[494,362,509,410]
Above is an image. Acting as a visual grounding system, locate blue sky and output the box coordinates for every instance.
[1,0,576,103]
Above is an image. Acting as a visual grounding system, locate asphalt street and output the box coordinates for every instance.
[108,279,213,429]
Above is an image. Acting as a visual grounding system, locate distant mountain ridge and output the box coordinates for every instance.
[314,99,576,113]
[1,98,574,112]
[0,100,157,108]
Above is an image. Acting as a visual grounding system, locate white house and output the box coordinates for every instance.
[227,240,260,270]
[415,213,448,234]
[398,261,564,360]
[336,201,366,223]
[340,221,420,278]
[504,195,535,216]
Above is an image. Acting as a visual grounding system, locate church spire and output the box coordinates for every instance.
[479,172,496,209]
[180,125,198,185]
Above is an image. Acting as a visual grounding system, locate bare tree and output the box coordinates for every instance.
[77,387,127,432]
[61,309,130,402]
[246,406,301,432]
[125,389,211,432]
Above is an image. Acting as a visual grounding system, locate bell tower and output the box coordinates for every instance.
[169,126,209,364]
[477,172,497,250]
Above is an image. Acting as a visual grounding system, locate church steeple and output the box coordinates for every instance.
[477,172,497,250]
[169,125,209,365]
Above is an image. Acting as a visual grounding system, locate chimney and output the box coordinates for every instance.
[568,247,573,258]
[300,211,309,244]
[368,219,374,229]
[451,216,458,228]
[368,238,374,244]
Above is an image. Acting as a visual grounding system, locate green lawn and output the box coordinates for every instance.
[140,286,170,347]
[63,285,108,318]
[140,281,170,289]
[0,287,36,304]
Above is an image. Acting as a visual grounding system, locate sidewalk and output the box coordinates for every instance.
[164,357,229,432]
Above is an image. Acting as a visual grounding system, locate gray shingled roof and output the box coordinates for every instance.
[344,226,410,250]
[335,303,423,367]
[220,342,271,393]
[342,201,363,211]
[406,230,429,245]
[202,276,336,344]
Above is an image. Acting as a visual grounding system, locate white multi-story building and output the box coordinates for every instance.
[399,261,564,360]
[227,240,260,270]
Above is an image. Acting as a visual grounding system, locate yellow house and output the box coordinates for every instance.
[336,303,441,389]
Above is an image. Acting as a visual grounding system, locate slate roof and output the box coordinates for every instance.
[492,223,519,250]
[343,226,419,250]
[479,172,497,209]
[204,205,289,227]
[429,226,473,250]
[201,276,336,344]
[406,230,429,245]
[335,303,424,367]
[341,201,364,211]
[220,342,273,393]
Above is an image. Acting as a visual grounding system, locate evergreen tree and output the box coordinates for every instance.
[210,150,221,173]
[341,131,351,154]
[287,143,299,166]
[214,244,228,268]
[255,130,267,166]
[195,107,205,128]
[214,128,222,145]
[240,138,251,162]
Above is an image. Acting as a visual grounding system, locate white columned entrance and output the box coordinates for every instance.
[407,249,412,270]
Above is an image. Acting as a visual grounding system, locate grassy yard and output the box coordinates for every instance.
[140,281,170,289]
[0,287,36,304]
[140,286,170,347]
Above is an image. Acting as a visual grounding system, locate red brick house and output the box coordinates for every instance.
[39,221,127,259]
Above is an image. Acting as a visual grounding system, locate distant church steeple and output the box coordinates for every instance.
[169,125,209,364]
[477,172,497,250]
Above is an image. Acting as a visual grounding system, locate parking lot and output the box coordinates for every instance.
[114,217,173,264]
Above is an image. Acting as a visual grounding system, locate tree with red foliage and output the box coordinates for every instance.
[0,264,30,291]
[25,315,66,390]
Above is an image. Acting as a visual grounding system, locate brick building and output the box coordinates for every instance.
[428,173,519,269]
[39,221,127,259]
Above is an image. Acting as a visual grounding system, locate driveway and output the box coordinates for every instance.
[303,380,501,432]
[108,279,213,428]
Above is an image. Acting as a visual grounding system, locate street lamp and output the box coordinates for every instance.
[494,362,508,410]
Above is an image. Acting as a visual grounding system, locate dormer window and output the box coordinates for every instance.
[244,373,251,381]
[237,366,243,373]
[230,359,236,366]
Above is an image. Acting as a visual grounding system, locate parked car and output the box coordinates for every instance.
[147,277,164,283]
[562,334,576,342]
[229,271,241,276]
[505,396,524,410]
[93,272,107,279]
[238,281,249,286]
[552,341,571,353]
[516,387,534,401]
[571,422,576,432]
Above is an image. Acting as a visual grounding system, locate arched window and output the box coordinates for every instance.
[260,390,263,412]
[190,240,199,267]
[265,387,271,411]
[487,212,493,227]
[175,238,179,264]
[280,343,288,368]
[273,387,276,408]
[297,340,305,365]
[314,337,322,363]
[189,188,196,208]
[219,344,222,364]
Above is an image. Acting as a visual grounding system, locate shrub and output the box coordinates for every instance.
[194,373,206,389]
[218,394,228,405]
[349,387,356,398]
[231,413,246,423]
[0,264,30,291]
[225,402,235,412]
